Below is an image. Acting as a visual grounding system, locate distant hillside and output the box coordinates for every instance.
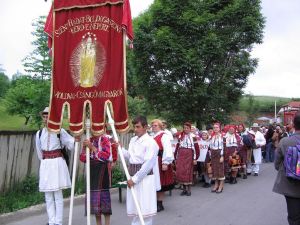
[238,95,293,113]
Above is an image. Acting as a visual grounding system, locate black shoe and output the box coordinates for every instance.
[232,178,237,184]
[157,201,164,212]
[229,177,234,184]
[247,172,251,175]
[242,174,247,179]
[216,188,223,193]
[211,188,217,193]
[180,190,187,196]
[202,183,211,188]
[186,191,191,196]
[254,173,258,176]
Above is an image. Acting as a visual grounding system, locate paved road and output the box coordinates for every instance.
[1,163,288,225]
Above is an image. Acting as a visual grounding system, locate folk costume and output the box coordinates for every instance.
[79,135,112,217]
[210,133,225,181]
[153,130,174,211]
[237,124,249,179]
[247,125,266,175]
[224,127,241,184]
[163,128,174,141]
[175,131,196,185]
[35,127,75,225]
[122,133,160,225]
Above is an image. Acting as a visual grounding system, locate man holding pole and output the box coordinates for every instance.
[122,115,160,225]
[35,107,80,225]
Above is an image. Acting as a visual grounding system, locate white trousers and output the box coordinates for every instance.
[132,216,153,225]
[45,190,63,225]
[247,163,259,174]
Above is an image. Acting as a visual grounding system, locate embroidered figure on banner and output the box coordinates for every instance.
[70,32,107,88]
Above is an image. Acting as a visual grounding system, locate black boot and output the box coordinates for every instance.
[232,177,237,184]
[157,201,164,212]
[229,176,234,184]
[225,176,230,183]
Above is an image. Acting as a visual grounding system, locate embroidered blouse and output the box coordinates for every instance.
[224,133,238,147]
[80,135,111,162]
[210,134,224,155]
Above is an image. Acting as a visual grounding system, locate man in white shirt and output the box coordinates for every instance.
[35,107,80,225]
[247,123,266,176]
[122,115,160,225]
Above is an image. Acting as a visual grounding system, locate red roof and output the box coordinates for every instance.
[282,101,300,108]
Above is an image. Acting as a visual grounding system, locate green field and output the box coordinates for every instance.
[0,101,37,131]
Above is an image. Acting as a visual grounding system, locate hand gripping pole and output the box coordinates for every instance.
[106,105,145,225]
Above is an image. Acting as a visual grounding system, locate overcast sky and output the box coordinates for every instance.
[0,0,299,98]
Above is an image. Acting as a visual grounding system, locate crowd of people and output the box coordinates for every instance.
[35,106,299,225]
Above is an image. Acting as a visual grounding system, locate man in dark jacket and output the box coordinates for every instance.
[273,111,300,225]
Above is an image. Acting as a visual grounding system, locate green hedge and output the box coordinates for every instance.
[0,165,126,214]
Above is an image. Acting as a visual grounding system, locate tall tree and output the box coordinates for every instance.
[0,73,10,98]
[4,76,50,126]
[22,16,51,80]
[0,65,9,98]
[131,0,265,127]
[4,15,52,127]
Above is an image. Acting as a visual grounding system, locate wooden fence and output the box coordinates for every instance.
[0,131,133,193]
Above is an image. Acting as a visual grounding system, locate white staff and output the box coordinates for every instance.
[106,105,145,225]
[68,141,79,225]
[85,116,91,225]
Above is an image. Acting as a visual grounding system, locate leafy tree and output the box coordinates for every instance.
[126,47,139,97]
[0,72,10,98]
[130,0,265,127]
[4,76,50,126]
[3,15,52,127]
[127,95,151,118]
[22,16,51,80]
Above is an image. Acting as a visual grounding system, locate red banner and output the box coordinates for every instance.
[44,0,133,135]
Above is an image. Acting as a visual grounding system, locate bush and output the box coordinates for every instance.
[0,175,86,214]
[21,175,39,194]
[0,175,44,213]
[112,164,126,187]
